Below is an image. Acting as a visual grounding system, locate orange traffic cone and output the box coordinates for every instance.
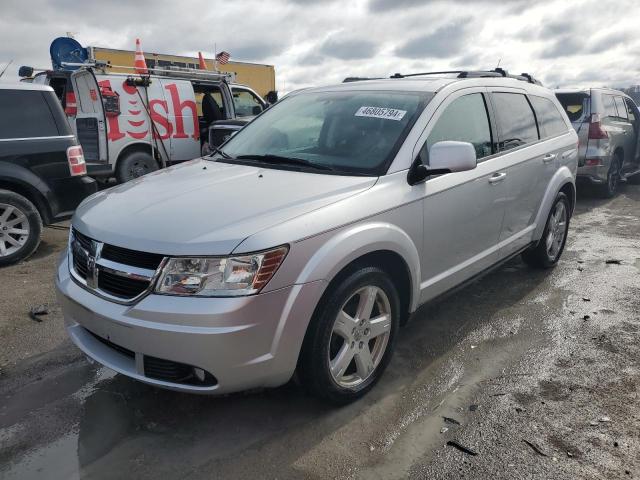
[198,51,207,70]
[134,38,148,74]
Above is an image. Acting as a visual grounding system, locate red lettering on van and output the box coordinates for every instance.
[165,83,199,140]
[149,99,173,140]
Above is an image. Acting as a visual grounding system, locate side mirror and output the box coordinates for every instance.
[407,141,477,185]
[429,141,477,172]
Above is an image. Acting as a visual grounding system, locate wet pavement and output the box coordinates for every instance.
[1,185,639,479]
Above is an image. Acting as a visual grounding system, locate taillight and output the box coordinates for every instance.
[67,146,87,176]
[585,158,603,166]
[65,91,77,116]
[588,113,608,140]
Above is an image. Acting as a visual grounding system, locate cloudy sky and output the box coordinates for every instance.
[1,0,639,92]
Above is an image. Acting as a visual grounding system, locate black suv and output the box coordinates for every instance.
[0,83,97,266]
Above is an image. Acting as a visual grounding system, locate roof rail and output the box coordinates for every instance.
[342,76,382,83]
[390,68,542,85]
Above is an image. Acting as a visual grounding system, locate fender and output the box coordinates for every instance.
[532,166,576,241]
[0,163,53,223]
[294,221,422,312]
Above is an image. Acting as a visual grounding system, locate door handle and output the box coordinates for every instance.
[543,153,557,163]
[488,172,507,184]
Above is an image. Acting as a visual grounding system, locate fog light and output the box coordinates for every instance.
[193,367,206,382]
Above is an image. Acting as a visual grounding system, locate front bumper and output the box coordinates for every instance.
[55,254,326,394]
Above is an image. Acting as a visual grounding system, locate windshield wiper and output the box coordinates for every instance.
[235,154,334,171]
[207,145,232,159]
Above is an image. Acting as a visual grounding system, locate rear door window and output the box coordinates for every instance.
[421,93,493,161]
[492,92,539,151]
[529,96,568,138]
[0,90,60,139]
[614,96,628,120]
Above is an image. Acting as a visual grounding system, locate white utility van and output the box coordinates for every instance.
[32,68,267,182]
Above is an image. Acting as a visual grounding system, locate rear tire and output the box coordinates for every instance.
[0,190,42,267]
[522,192,570,269]
[596,155,621,198]
[298,266,400,404]
[116,151,159,183]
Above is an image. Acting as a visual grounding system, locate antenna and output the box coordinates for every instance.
[496,58,502,68]
[0,60,13,78]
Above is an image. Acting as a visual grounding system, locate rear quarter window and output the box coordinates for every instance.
[603,95,618,118]
[0,90,61,139]
[529,96,568,138]
[492,92,539,151]
[614,96,628,119]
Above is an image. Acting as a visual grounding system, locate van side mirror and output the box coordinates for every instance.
[407,141,477,185]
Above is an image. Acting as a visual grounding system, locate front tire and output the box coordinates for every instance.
[116,151,159,183]
[0,190,42,267]
[522,192,570,269]
[298,266,400,404]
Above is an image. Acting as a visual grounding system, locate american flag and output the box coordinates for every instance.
[215,51,230,65]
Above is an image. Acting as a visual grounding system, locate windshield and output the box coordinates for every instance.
[218,90,431,175]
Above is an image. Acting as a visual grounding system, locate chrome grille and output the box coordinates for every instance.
[69,228,165,303]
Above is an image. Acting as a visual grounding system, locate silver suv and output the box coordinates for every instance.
[56,70,578,403]
[555,88,640,197]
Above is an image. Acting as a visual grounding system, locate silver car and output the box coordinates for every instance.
[555,88,640,197]
[56,70,578,403]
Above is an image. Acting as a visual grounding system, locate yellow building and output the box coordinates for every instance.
[89,46,276,98]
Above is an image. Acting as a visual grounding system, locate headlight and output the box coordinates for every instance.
[155,246,288,297]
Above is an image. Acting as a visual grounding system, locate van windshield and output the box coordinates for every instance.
[217,90,431,175]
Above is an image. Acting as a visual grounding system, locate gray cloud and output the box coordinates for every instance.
[588,31,632,54]
[319,35,379,60]
[0,0,638,92]
[539,36,584,58]
[370,0,534,12]
[395,20,470,59]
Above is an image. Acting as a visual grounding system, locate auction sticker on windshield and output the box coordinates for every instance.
[355,106,407,121]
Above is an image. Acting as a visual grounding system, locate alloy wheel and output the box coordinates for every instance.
[0,203,30,257]
[545,201,567,261]
[328,286,392,388]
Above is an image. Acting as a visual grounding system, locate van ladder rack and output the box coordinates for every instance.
[60,62,235,82]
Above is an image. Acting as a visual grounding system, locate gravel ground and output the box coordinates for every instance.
[0,185,638,480]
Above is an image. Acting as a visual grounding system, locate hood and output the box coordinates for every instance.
[73,158,377,255]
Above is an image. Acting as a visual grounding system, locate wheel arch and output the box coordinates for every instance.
[115,142,159,171]
[0,176,51,224]
[293,222,421,318]
[532,166,576,241]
